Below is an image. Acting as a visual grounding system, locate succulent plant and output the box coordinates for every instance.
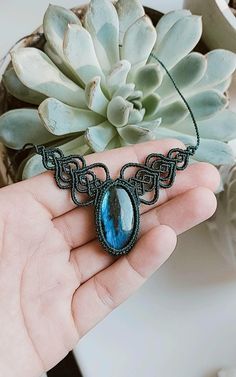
[0,0,236,179]
[208,163,236,265]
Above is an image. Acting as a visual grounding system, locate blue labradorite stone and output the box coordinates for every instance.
[100,185,135,250]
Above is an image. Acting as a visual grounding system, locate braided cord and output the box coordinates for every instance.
[150,53,200,152]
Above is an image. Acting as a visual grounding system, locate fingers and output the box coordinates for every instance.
[141,186,217,236]
[12,139,184,218]
[72,225,177,337]
[54,162,220,249]
[70,187,217,285]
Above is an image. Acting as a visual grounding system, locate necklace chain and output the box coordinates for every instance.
[150,53,200,152]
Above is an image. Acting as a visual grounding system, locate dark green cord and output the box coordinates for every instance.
[150,52,200,152]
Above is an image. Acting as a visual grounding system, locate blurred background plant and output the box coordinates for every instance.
[180,0,236,264]
[0,0,235,181]
[208,163,236,264]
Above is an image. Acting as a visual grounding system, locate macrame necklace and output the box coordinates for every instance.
[25,54,201,256]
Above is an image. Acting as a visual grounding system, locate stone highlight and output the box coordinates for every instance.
[100,184,135,250]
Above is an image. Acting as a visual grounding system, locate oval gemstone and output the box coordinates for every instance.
[100,185,135,250]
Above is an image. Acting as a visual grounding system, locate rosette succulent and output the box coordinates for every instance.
[0,0,236,179]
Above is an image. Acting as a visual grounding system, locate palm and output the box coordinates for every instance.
[0,189,79,375]
[0,140,219,377]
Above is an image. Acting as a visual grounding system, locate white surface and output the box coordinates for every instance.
[0,1,236,377]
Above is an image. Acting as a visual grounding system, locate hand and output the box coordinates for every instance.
[0,140,220,377]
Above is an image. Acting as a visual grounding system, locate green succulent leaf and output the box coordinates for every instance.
[134,64,163,97]
[107,60,131,96]
[142,93,161,118]
[0,109,58,149]
[63,24,104,86]
[44,42,63,66]
[39,98,104,135]
[194,50,236,90]
[132,100,143,111]
[58,135,92,156]
[116,0,145,45]
[121,15,157,74]
[85,121,117,152]
[113,83,135,99]
[84,0,119,72]
[127,90,143,102]
[3,67,47,105]
[197,110,236,142]
[22,135,91,179]
[44,41,81,84]
[167,110,236,142]
[107,96,133,127]
[214,77,232,93]
[154,9,192,47]
[118,124,155,144]
[155,101,189,126]
[12,48,86,108]
[43,5,81,59]
[151,15,202,69]
[43,5,83,84]
[106,135,122,149]
[193,140,234,166]
[128,108,145,124]
[85,76,109,116]
[139,118,162,130]
[155,127,235,165]
[187,90,228,120]
[22,154,47,179]
[157,52,207,98]
[119,137,130,147]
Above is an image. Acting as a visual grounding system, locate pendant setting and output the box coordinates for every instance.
[95,179,140,256]
[35,145,194,256]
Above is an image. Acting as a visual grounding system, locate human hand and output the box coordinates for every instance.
[0,140,220,377]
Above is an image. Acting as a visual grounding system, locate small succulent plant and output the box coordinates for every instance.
[0,0,236,179]
[208,163,236,265]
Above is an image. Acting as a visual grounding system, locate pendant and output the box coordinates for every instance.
[95,179,140,256]
[35,145,194,256]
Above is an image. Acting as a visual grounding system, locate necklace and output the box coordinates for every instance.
[27,55,200,256]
